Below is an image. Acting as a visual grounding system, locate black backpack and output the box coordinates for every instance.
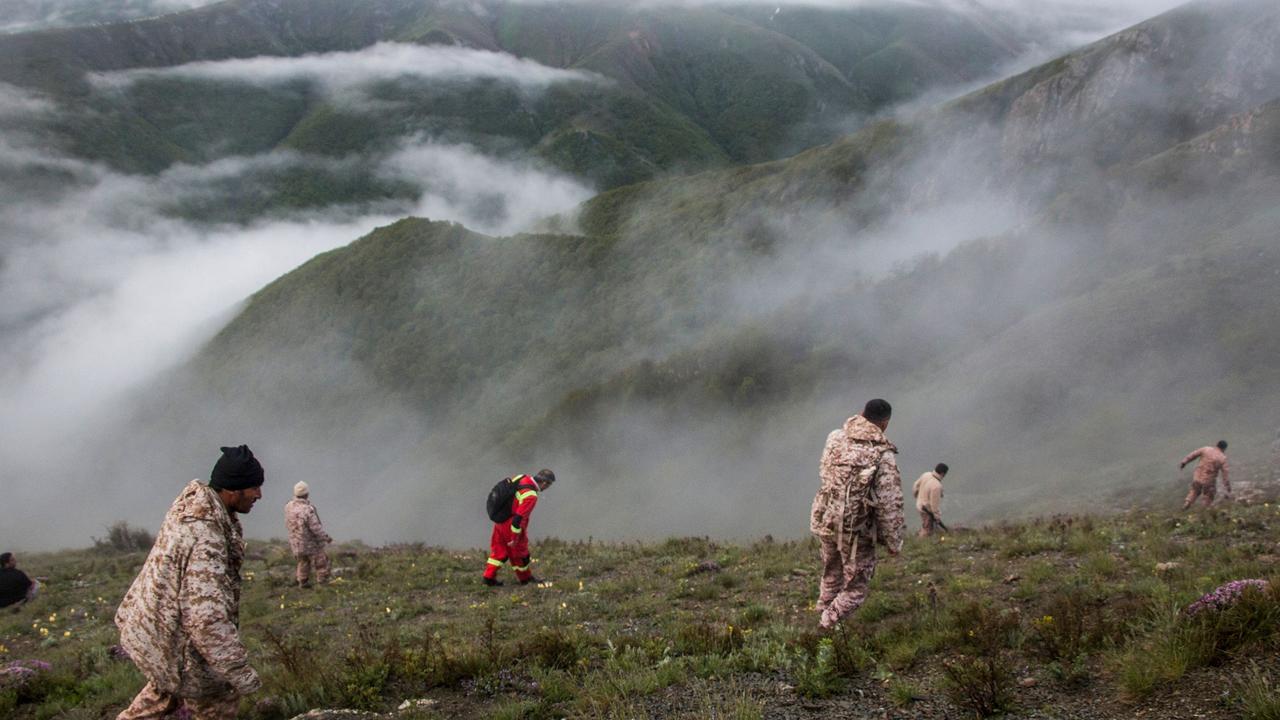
[485,476,520,523]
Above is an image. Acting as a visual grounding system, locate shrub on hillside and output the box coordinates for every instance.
[1031,586,1131,662]
[1117,579,1280,699]
[92,522,153,553]
[942,654,1015,718]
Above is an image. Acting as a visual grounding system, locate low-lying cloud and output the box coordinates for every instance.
[91,42,606,97]
[0,0,216,34]
[0,130,593,548]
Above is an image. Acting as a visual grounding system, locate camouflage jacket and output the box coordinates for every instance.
[1182,446,1230,492]
[811,415,905,555]
[285,498,331,556]
[115,480,259,697]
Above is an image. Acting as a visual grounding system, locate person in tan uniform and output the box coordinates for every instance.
[115,445,265,720]
[810,399,905,630]
[1181,440,1231,509]
[285,481,332,587]
[912,463,948,537]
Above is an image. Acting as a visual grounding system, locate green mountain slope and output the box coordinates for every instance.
[0,0,1038,196]
[141,0,1280,540]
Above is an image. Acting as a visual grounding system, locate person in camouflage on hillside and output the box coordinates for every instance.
[1180,440,1231,509]
[285,481,333,587]
[810,399,905,630]
[115,446,265,720]
[1271,428,1280,482]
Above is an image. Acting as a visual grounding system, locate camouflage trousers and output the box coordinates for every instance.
[295,551,330,586]
[1182,481,1216,509]
[918,509,937,537]
[117,681,238,720]
[816,534,878,630]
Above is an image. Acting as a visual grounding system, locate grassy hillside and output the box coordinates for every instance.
[5,499,1280,719]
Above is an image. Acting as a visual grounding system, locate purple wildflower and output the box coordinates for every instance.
[1184,579,1270,617]
[0,666,36,682]
[108,644,131,661]
[0,660,50,689]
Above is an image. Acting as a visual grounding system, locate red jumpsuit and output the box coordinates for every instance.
[483,475,540,583]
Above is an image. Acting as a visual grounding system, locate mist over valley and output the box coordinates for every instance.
[0,0,1275,551]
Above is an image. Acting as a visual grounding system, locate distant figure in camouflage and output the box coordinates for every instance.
[913,463,948,537]
[811,399,905,630]
[115,445,265,720]
[285,481,332,587]
[1271,429,1280,482]
[1181,440,1231,509]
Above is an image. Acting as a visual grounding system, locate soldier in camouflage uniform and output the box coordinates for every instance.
[1271,428,1280,482]
[1180,440,1231,509]
[810,399,905,630]
[115,445,265,720]
[285,481,332,587]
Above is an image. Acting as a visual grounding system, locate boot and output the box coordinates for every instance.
[482,577,504,587]
[518,576,542,586]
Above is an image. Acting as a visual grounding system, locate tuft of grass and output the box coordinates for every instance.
[1115,582,1280,699]
[1237,666,1280,720]
[888,677,924,707]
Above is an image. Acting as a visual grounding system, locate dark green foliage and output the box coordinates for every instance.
[792,638,843,698]
[0,0,1031,200]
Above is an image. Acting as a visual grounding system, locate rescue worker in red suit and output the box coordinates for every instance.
[483,469,556,586]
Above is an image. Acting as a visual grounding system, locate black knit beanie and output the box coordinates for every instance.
[210,445,265,490]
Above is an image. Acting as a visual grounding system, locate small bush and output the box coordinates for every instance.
[92,522,153,553]
[942,654,1015,718]
[793,638,842,699]
[830,625,874,676]
[949,601,1022,655]
[1030,589,1094,661]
